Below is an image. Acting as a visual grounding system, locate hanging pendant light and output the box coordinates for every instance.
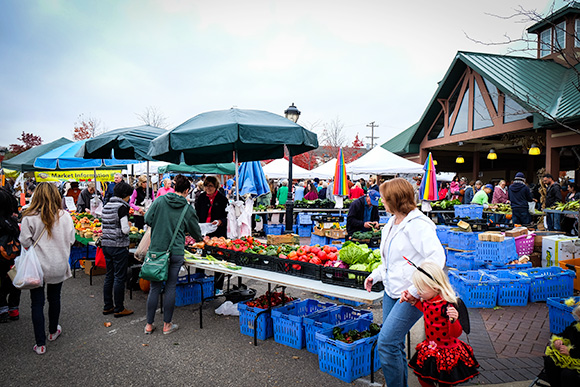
[487,148,497,160]
[455,155,464,164]
[529,143,541,155]
[433,159,438,166]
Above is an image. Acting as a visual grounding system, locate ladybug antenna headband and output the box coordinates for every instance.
[403,256,441,286]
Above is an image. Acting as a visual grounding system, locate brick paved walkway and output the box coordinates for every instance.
[463,303,551,385]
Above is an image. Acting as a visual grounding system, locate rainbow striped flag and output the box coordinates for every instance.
[333,148,349,196]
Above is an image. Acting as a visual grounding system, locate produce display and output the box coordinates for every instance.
[244,291,296,309]
[253,204,285,211]
[70,212,101,240]
[549,200,579,211]
[351,230,381,240]
[486,203,512,214]
[294,199,335,209]
[338,242,382,273]
[331,323,381,343]
[431,199,461,210]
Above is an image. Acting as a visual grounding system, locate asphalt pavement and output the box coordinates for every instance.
[0,268,536,387]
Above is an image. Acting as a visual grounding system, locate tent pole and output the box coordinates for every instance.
[146,161,150,198]
[235,152,239,201]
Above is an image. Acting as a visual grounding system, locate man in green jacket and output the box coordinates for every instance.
[276,179,288,224]
[471,184,493,208]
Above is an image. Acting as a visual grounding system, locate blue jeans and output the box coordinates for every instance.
[511,207,530,225]
[30,282,63,346]
[547,213,562,231]
[378,293,423,387]
[146,254,184,325]
[102,246,129,312]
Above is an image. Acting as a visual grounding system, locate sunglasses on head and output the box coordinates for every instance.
[403,256,441,286]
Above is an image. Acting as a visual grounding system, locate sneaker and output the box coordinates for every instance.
[8,309,19,321]
[163,323,179,335]
[114,309,134,318]
[48,325,62,342]
[33,345,46,355]
[102,308,115,315]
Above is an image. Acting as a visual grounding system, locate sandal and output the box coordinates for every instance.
[163,323,179,335]
[144,325,156,335]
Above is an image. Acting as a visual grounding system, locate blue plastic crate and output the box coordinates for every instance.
[520,267,576,302]
[264,224,284,235]
[310,233,327,246]
[175,275,214,307]
[327,237,345,249]
[454,205,470,218]
[475,238,518,266]
[547,297,580,334]
[271,299,336,349]
[237,300,298,341]
[337,298,365,307]
[483,270,531,306]
[447,252,478,271]
[468,204,484,218]
[303,305,373,354]
[461,232,482,251]
[315,318,381,383]
[436,225,450,245]
[69,245,95,269]
[485,262,533,270]
[297,224,313,237]
[448,231,462,249]
[448,270,499,308]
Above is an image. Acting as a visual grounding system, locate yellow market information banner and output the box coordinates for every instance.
[35,170,122,183]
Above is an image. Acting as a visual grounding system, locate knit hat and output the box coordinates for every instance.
[515,172,525,179]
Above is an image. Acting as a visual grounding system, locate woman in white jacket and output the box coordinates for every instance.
[364,178,445,387]
[20,183,75,355]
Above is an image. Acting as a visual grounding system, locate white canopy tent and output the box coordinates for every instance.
[346,146,423,175]
[305,158,336,179]
[122,161,169,175]
[262,158,311,180]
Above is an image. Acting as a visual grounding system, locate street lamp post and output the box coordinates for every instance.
[284,103,301,234]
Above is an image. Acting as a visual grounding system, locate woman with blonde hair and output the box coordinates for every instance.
[405,262,479,386]
[20,182,75,355]
[156,177,174,198]
[364,178,445,387]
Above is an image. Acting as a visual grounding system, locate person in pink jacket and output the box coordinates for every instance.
[449,176,461,200]
[492,180,509,204]
[156,178,175,198]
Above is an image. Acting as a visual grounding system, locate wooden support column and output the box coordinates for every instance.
[545,129,561,177]
[419,148,428,165]
[472,151,480,181]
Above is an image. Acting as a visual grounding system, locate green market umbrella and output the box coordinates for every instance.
[158,162,235,175]
[147,108,318,165]
[2,137,73,172]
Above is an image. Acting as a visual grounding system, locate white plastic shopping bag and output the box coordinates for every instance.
[199,222,218,236]
[12,245,44,289]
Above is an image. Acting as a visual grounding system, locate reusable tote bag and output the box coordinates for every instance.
[139,206,188,282]
[13,227,46,289]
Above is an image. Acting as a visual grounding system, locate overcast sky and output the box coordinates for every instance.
[0,0,564,150]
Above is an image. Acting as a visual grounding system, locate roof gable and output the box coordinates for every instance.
[381,122,419,154]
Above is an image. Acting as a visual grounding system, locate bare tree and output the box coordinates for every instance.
[320,117,347,149]
[136,106,170,129]
[72,114,105,140]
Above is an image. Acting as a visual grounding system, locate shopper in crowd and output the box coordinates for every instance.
[544,174,563,231]
[449,176,461,200]
[65,181,82,206]
[101,181,134,318]
[471,184,493,208]
[314,177,320,190]
[304,182,319,200]
[103,173,123,205]
[144,174,202,335]
[368,177,379,192]
[156,178,175,198]
[326,180,336,203]
[462,180,475,204]
[346,189,380,236]
[349,182,365,199]
[508,172,534,225]
[276,180,288,224]
[76,182,102,213]
[294,181,305,202]
[192,180,205,205]
[129,175,154,230]
[562,183,580,235]
[20,183,75,355]
[0,188,21,323]
[318,182,328,200]
[364,178,445,387]
[543,304,580,387]
[438,182,449,200]
[492,180,509,204]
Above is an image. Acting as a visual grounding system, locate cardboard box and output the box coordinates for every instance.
[542,236,580,267]
[324,229,347,239]
[84,260,106,276]
[529,252,542,268]
[534,231,566,252]
[267,234,300,246]
[478,232,504,242]
[505,227,528,238]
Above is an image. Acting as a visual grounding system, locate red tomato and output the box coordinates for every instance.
[297,248,305,256]
[310,246,321,255]
[330,246,338,253]
[298,257,309,262]
[310,257,322,265]
[302,245,311,253]
[327,252,337,261]
[317,251,327,260]
[292,264,302,270]
[323,245,332,254]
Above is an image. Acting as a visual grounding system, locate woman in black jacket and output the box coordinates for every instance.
[194,176,228,238]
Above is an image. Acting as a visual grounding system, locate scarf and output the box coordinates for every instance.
[206,191,218,223]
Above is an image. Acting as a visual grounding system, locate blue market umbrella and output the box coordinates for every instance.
[34,140,136,170]
[237,161,270,197]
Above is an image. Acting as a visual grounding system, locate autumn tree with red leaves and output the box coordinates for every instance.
[73,115,103,141]
[9,132,43,154]
[292,151,318,170]
[352,133,364,148]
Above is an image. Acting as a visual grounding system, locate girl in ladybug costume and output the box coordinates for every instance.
[403,261,479,386]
